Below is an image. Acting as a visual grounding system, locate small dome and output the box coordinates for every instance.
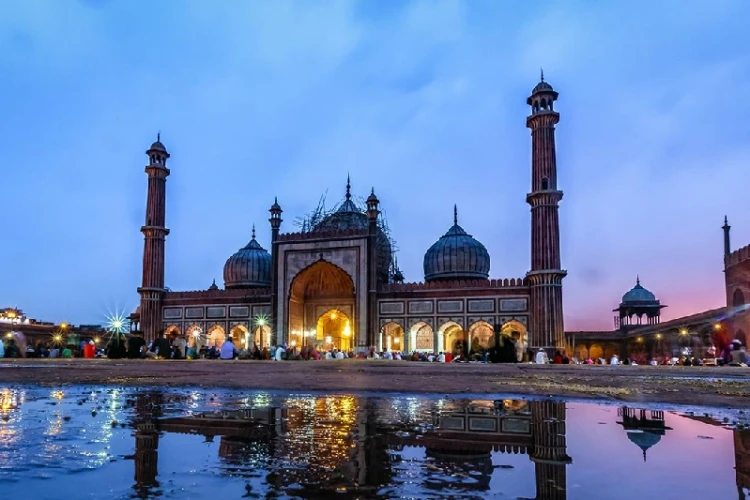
[313,176,369,233]
[621,277,658,304]
[149,140,166,152]
[208,279,219,291]
[223,227,271,289]
[532,80,554,94]
[423,206,490,282]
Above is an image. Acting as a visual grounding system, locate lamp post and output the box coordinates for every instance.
[255,317,266,348]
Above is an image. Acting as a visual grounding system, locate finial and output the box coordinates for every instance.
[251,224,256,240]
[157,131,161,142]
[636,275,640,286]
[540,68,544,82]
[212,278,216,286]
[724,215,729,225]
[345,174,351,200]
[371,187,375,196]
[453,204,458,226]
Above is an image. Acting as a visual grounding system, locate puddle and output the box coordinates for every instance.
[0,385,746,499]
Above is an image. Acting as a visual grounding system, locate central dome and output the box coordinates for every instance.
[223,226,271,289]
[423,206,490,282]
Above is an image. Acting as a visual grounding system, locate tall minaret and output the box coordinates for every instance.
[138,134,170,344]
[723,216,732,258]
[269,197,283,347]
[526,72,567,350]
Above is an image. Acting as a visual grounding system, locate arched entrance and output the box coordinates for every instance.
[439,321,465,354]
[411,322,434,352]
[230,324,249,348]
[316,308,353,352]
[468,321,494,353]
[206,325,225,347]
[288,260,356,349]
[186,325,202,348]
[501,320,528,362]
[381,322,404,352]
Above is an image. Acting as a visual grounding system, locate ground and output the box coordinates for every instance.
[0,359,748,408]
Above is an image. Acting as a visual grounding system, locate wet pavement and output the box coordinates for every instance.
[0,385,747,499]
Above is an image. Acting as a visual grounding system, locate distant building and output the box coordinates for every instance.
[567,218,749,360]
[130,76,568,357]
[0,307,104,352]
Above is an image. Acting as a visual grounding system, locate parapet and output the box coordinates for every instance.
[164,288,271,299]
[276,228,368,242]
[379,277,528,293]
[725,243,750,269]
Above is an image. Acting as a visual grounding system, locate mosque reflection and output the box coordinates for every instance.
[131,396,573,499]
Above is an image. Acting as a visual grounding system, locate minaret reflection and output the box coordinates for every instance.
[529,401,572,500]
[133,421,159,490]
[736,429,750,499]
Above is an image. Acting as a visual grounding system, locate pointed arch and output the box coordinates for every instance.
[733,288,746,307]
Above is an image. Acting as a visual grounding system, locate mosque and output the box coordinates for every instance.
[129,76,567,356]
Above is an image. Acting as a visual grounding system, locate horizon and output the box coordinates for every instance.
[1,0,748,330]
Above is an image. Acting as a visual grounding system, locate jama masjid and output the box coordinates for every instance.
[129,76,566,357]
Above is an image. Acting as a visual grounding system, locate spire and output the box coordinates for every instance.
[274,196,278,204]
[157,131,161,142]
[540,68,544,82]
[251,224,256,240]
[345,174,351,201]
[636,275,640,286]
[723,215,731,257]
[724,215,729,226]
[453,204,458,225]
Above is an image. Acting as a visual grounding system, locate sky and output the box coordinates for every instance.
[1,0,748,330]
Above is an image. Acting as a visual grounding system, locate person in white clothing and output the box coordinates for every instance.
[274,344,286,361]
[437,352,446,363]
[535,349,548,364]
[325,351,333,360]
[335,350,345,359]
[610,354,620,365]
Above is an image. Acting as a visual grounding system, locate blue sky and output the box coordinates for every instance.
[1,0,748,330]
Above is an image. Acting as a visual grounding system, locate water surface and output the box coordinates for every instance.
[0,386,746,499]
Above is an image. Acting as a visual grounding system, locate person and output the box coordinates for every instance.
[220,338,237,360]
[127,333,146,359]
[172,335,187,360]
[274,344,286,361]
[553,350,563,364]
[610,354,620,365]
[535,348,548,364]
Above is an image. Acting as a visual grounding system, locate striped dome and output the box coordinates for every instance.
[423,206,490,282]
[223,228,271,289]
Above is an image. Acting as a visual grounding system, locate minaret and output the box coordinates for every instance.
[723,216,732,258]
[526,71,567,350]
[269,197,283,347]
[366,188,380,350]
[138,134,170,345]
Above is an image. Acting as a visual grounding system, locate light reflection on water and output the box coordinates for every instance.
[0,385,745,499]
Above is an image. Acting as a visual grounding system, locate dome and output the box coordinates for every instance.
[423,206,490,282]
[312,177,392,283]
[532,80,554,94]
[223,227,271,289]
[621,277,658,304]
[626,431,663,462]
[149,140,166,152]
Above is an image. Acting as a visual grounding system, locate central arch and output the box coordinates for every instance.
[288,260,356,350]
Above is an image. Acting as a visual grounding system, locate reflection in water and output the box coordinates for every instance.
[132,397,571,498]
[0,386,745,499]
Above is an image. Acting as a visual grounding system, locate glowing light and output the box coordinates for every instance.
[679,328,688,336]
[103,305,132,335]
[394,337,400,344]
[53,334,62,343]
[636,337,643,343]
[655,333,662,339]
[291,340,297,347]
[5,333,11,339]
[60,322,68,329]
[325,336,332,344]
[6,311,15,319]
[331,312,338,320]
[342,320,351,337]
[713,323,722,330]
[255,314,267,327]
[93,337,100,344]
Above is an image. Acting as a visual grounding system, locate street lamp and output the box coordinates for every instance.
[255,316,266,348]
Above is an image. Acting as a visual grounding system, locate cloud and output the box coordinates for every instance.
[0,0,748,331]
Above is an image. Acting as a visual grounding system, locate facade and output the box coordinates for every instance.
[131,76,568,355]
[0,307,105,352]
[566,217,750,361]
